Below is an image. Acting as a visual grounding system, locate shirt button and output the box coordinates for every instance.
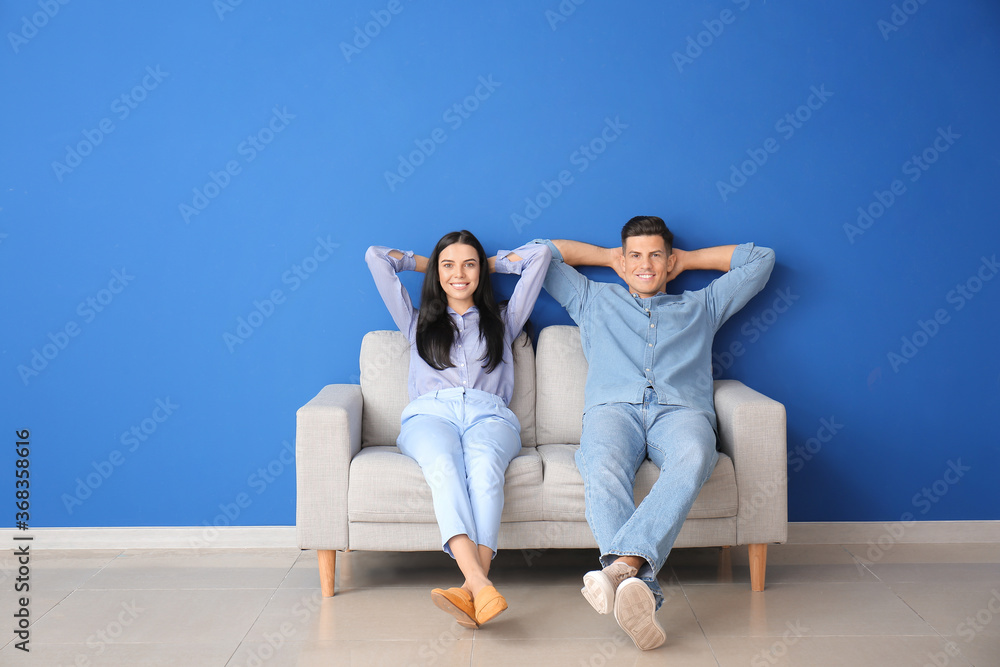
[460,363,465,367]
[462,380,467,384]
[650,324,655,328]
[648,343,652,347]
[645,368,650,372]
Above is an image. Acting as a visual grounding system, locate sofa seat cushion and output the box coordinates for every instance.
[348,446,544,523]
[537,444,738,522]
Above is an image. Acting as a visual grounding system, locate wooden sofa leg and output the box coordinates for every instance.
[749,543,767,592]
[318,550,337,597]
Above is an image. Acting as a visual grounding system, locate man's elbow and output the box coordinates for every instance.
[754,245,776,269]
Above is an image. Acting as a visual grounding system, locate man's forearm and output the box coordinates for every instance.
[551,239,619,268]
[677,245,737,273]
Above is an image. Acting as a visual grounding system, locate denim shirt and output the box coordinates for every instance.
[535,239,775,425]
[365,242,551,405]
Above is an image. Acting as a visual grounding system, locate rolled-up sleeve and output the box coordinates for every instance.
[533,238,593,324]
[703,243,776,330]
[365,245,418,334]
[496,242,551,336]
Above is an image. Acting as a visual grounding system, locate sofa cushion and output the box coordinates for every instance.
[348,446,544,523]
[360,330,537,448]
[536,444,738,521]
[535,326,588,445]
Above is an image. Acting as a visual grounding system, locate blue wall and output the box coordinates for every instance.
[3,1,998,529]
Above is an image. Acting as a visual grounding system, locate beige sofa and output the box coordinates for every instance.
[295,325,787,596]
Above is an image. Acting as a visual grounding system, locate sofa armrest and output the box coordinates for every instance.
[714,379,787,546]
[295,384,363,550]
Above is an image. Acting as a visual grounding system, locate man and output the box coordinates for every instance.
[534,216,774,650]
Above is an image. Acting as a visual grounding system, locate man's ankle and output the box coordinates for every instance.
[612,556,645,571]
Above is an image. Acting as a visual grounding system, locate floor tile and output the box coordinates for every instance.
[0,643,233,667]
[467,577,702,640]
[685,582,937,637]
[670,544,879,585]
[225,638,474,667]
[80,548,299,590]
[246,586,477,642]
[27,588,273,646]
[8,543,1000,666]
[843,542,1000,564]
[889,582,1000,637]
[0,642,239,666]
[864,563,1000,584]
[708,635,975,667]
[472,635,718,666]
[0,549,122,591]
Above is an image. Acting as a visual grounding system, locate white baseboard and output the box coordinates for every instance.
[787,521,1000,544]
[2,522,997,550]
[0,526,297,549]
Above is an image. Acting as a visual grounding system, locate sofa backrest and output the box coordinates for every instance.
[535,325,588,445]
[359,330,537,447]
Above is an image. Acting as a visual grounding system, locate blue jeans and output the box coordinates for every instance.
[397,387,521,557]
[575,387,718,609]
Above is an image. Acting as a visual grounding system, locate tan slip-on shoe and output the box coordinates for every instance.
[431,587,479,628]
[473,585,508,625]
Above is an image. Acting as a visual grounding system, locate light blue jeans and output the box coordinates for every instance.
[397,387,521,558]
[575,387,718,609]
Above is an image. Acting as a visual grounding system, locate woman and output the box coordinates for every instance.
[365,231,550,627]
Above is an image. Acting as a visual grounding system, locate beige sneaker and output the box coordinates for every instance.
[614,577,666,650]
[581,561,638,614]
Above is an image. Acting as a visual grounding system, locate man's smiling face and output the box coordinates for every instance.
[619,234,676,298]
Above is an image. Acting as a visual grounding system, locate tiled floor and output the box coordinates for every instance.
[2,543,999,666]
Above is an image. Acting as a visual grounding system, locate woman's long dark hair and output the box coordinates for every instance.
[416,230,506,373]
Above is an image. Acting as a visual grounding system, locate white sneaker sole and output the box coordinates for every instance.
[581,570,615,614]
[613,578,666,651]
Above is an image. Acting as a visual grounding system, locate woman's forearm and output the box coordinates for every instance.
[387,249,428,272]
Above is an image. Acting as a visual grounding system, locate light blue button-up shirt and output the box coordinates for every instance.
[366,242,551,405]
[535,239,775,426]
